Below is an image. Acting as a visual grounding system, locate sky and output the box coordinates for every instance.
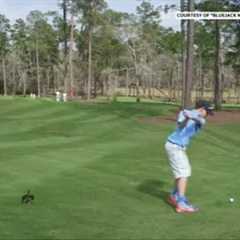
[0,0,180,30]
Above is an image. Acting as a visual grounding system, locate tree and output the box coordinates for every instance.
[0,14,10,95]
[90,10,128,96]
[180,0,187,105]
[62,0,68,59]
[194,22,215,98]
[134,0,162,102]
[196,0,231,110]
[225,1,240,102]
[27,11,59,96]
[73,0,107,100]
[58,0,72,93]
[68,13,75,97]
[183,0,195,108]
[159,28,182,100]
[11,18,29,95]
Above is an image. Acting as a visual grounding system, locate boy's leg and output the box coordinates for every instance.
[168,178,187,207]
[175,178,199,213]
[176,177,187,196]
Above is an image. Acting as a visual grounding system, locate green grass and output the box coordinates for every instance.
[0,97,240,240]
[222,103,240,109]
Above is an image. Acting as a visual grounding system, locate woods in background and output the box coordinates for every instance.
[1,0,240,107]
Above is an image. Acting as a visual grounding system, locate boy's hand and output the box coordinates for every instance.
[183,111,190,119]
[178,111,190,128]
[183,111,205,126]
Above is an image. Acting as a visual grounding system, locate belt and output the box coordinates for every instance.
[167,140,185,149]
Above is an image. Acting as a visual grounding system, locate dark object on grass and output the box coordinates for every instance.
[21,190,35,204]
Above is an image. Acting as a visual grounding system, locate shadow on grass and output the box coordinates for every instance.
[137,179,175,210]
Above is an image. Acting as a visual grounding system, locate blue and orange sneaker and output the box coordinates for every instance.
[167,190,178,207]
[176,196,199,213]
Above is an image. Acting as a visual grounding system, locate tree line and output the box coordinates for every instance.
[0,0,240,108]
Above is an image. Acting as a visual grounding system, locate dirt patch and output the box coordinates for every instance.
[139,110,240,125]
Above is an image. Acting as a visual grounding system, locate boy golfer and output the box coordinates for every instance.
[165,100,213,213]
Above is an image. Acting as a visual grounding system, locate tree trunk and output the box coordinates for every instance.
[55,66,60,91]
[12,60,16,95]
[103,76,107,96]
[87,29,92,100]
[63,0,68,93]
[69,14,74,98]
[126,68,129,96]
[169,67,174,101]
[36,40,40,97]
[28,52,34,94]
[149,65,154,99]
[147,78,151,99]
[176,61,181,101]
[214,20,223,110]
[134,57,140,102]
[2,57,7,96]
[107,73,111,99]
[181,0,187,106]
[93,78,97,98]
[63,0,68,58]
[23,70,27,96]
[199,51,204,98]
[184,0,194,108]
[173,67,177,101]
[47,68,50,95]
[200,73,205,99]
[64,64,68,93]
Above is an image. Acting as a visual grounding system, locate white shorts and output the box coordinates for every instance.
[165,141,191,179]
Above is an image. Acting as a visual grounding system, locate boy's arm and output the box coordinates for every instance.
[183,111,206,126]
[177,111,189,128]
[191,116,206,126]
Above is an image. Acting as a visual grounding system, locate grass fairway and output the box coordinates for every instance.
[0,97,240,240]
